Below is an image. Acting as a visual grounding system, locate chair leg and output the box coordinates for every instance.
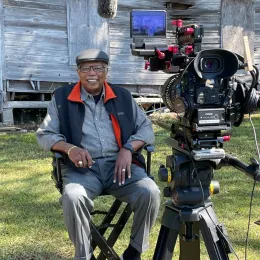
[90,199,132,260]
[91,199,122,252]
[96,203,132,260]
[90,222,120,260]
[105,203,132,248]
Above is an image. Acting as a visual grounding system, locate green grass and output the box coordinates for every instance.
[0,114,260,260]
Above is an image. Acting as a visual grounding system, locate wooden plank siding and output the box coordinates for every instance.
[0,0,4,112]
[66,0,110,66]
[2,0,222,89]
[3,0,76,83]
[108,0,221,85]
[221,0,255,61]
[166,0,221,50]
[255,0,260,67]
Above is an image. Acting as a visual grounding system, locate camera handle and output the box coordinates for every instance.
[219,154,260,182]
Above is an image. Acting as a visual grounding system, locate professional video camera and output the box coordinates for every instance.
[130,10,260,260]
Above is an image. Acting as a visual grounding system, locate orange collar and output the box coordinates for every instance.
[67,81,117,103]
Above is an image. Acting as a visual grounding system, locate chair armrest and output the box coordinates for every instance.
[143,144,155,177]
[51,151,64,194]
[52,151,63,159]
[143,144,155,153]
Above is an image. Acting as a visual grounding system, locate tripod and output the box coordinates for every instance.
[153,136,260,260]
[153,200,232,260]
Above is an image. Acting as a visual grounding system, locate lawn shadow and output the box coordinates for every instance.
[2,247,71,260]
[1,181,64,232]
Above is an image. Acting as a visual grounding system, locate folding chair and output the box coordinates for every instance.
[51,145,154,260]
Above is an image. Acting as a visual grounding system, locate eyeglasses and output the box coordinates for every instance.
[79,65,107,73]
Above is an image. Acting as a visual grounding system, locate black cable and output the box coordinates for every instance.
[186,114,260,260]
[245,115,260,260]
[249,70,256,90]
[253,65,259,83]
[161,51,258,260]
[234,64,259,115]
[181,82,259,260]
[244,180,256,260]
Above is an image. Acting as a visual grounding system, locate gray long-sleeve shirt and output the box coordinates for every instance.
[36,86,154,159]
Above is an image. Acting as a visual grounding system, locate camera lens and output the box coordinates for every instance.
[204,59,214,69]
[200,57,222,73]
[194,49,239,79]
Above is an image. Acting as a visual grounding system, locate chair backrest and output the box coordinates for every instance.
[51,152,64,194]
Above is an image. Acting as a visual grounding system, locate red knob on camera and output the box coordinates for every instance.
[145,61,150,70]
[168,45,179,54]
[184,28,194,35]
[172,19,183,28]
[223,136,231,142]
[156,48,165,60]
[185,46,193,55]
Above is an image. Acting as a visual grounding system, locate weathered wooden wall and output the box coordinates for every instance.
[2,0,222,87]
[109,0,221,85]
[4,0,260,124]
[3,0,260,88]
[0,0,3,113]
[66,0,109,66]
[4,0,73,82]
[255,0,260,66]
[107,0,173,85]
[221,0,255,60]
[166,0,221,50]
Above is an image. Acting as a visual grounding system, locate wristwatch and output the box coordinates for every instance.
[123,143,134,153]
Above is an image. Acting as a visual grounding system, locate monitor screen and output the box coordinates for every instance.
[130,10,167,38]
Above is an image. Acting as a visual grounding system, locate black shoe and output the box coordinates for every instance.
[121,244,141,260]
[120,255,141,260]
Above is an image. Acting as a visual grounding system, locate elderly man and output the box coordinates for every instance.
[36,49,160,260]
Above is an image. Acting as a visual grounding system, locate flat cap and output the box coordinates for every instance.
[76,49,109,65]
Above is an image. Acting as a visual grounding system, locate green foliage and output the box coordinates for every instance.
[0,114,259,259]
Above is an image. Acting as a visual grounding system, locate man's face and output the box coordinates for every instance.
[77,61,108,95]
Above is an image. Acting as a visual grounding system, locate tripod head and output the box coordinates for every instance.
[157,120,260,207]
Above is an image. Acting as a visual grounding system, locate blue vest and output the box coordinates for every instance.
[54,83,145,173]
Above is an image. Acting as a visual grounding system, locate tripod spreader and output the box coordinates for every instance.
[220,154,260,182]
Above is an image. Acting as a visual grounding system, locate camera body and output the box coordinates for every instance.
[165,49,244,132]
[130,10,247,134]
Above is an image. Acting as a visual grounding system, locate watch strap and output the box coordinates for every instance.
[123,143,134,153]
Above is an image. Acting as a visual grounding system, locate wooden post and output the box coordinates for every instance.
[244,36,253,71]
[221,0,255,61]
[66,0,110,66]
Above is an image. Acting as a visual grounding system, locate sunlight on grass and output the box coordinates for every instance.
[0,114,260,259]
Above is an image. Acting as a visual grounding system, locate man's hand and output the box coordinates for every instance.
[114,148,132,185]
[51,141,94,168]
[68,146,94,168]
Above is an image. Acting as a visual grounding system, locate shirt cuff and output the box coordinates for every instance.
[39,135,66,151]
[127,134,155,146]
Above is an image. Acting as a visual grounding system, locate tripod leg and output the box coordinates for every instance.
[199,206,232,260]
[179,222,200,260]
[153,225,178,260]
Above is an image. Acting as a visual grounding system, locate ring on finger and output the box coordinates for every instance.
[122,169,126,172]
[78,161,83,167]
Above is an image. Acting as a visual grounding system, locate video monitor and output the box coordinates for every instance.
[130,10,167,38]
